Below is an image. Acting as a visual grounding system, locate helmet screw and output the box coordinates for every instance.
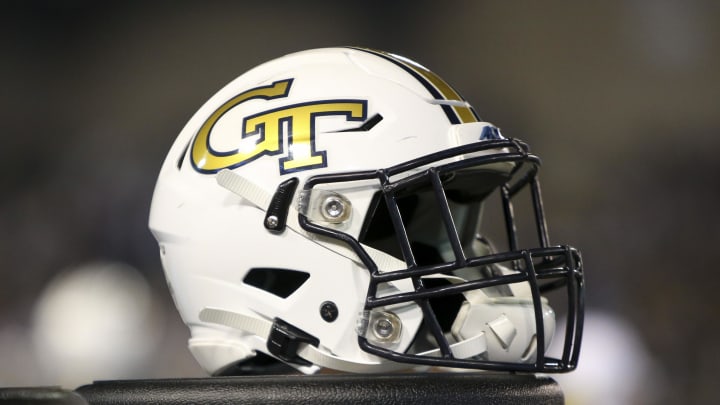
[322,197,345,220]
[374,318,394,339]
[265,215,279,229]
[320,301,339,322]
[370,311,402,343]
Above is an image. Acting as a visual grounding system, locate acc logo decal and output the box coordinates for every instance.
[190,79,367,174]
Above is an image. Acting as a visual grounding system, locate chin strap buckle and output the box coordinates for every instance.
[267,318,319,366]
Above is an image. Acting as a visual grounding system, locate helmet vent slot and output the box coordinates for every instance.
[243,268,310,298]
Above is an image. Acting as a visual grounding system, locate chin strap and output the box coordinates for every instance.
[200,307,487,373]
[216,169,405,273]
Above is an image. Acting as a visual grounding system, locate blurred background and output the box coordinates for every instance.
[1,1,718,403]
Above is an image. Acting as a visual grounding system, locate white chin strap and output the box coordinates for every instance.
[199,307,487,373]
[216,169,401,272]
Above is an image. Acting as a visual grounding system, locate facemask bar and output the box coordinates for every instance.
[298,138,584,372]
[502,162,550,252]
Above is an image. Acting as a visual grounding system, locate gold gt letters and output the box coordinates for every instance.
[190,79,367,174]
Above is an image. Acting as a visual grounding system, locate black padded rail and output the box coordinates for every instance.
[74,373,563,405]
[0,387,88,404]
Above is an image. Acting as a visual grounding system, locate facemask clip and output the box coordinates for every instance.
[298,189,352,224]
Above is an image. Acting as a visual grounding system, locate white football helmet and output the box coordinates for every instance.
[149,47,583,375]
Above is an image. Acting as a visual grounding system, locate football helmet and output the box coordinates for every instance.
[148,47,583,375]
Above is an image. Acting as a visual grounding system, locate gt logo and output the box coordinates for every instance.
[190,79,367,174]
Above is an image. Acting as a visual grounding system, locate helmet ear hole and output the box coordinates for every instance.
[243,268,310,298]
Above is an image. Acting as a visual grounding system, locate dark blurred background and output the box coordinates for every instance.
[1,1,718,403]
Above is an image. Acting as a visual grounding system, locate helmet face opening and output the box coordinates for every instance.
[359,168,510,265]
[300,139,584,372]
